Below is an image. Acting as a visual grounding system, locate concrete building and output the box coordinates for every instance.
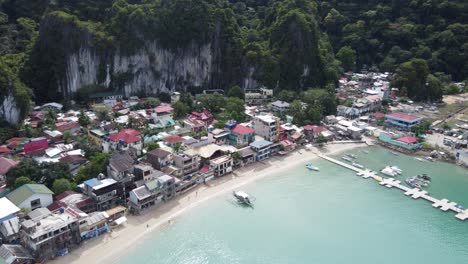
[107,151,135,182]
[173,153,200,176]
[209,155,233,177]
[385,112,422,130]
[146,148,173,170]
[82,178,120,211]
[237,147,256,167]
[245,88,273,106]
[128,175,176,214]
[0,198,20,243]
[228,125,255,147]
[252,115,280,142]
[271,100,290,113]
[20,208,81,261]
[250,140,273,161]
[6,184,53,211]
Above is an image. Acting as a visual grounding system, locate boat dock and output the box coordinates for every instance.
[318,154,468,222]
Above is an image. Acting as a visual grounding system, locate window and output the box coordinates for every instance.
[30,198,41,209]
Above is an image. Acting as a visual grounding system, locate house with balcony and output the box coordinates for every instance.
[128,175,176,214]
[209,155,233,177]
[101,129,143,155]
[6,184,53,211]
[20,208,81,261]
[82,178,120,211]
[384,112,422,130]
[252,115,279,142]
[249,140,273,161]
[228,125,255,148]
[173,153,200,176]
[0,197,20,244]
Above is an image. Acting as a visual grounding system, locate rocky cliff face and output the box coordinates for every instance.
[61,41,215,97]
[0,94,20,124]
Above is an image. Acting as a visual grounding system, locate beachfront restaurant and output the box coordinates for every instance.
[378,132,422,150]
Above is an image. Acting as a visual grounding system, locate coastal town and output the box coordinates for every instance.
[0,71,467,263]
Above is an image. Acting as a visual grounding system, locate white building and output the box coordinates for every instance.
[209,155,233,177]
[252,115,279,142]
[6,184,53,211]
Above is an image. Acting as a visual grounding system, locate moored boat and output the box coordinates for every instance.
[233,191,254,206]
[342,156,353,162]
[381,166,397,177]
[352,162,364,169]
[390,151,399,156]
[405,177,422,188]
[390,166,402,175]
[306,163,320,171]
[344,153,357,159]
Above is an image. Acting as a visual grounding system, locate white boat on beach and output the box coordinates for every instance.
[233,191,254,206]
[424,156,434,162]
[352,162,364,169]
[415,157,425,162]
[305,163,320,171]
[381,166,398,177]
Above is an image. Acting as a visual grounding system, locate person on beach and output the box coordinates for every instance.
[147,224,149,228]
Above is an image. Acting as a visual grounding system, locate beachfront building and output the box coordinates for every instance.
[6,184,53,211]
[47,191,95,214]
[82,178,120,211]
[271,100,290,113]
[20,208,81,261]
[228,125,255,148]
[236,147,256,167]
[0,244,34,264]
[147,148,173,170]
[378,133,422,151]
[0,198,20,243]
[250,140,273,161]
[101,128,143,155]
[128,175,176,214]
[252,115,280,142]
[209,155,233,177]
[173,153,200,176]
[78,211,110,241]
[384,112,422,130]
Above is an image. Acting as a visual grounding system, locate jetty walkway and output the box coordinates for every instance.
[318,154,468,221]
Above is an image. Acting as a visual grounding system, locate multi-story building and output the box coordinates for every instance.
[252,115,280,142]
[128,175,176,214]
[245,88,273,106]
[209,155,233,177]
[228,125,255,148]
[146,148,173,170]
[101,129,143,155]
[249,140,273,161]
[385,112,422,130]
[173,153,200,176]
[20,208,81,261]
[271,100,290,113]
[82,178,120,211]
[0,198,20,244]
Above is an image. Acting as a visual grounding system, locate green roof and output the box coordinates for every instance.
[6,184,54,206]
[145,180,161,191]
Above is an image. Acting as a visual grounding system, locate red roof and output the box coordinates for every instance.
[200,164,211,173]
[397,136,418,144]
[0,157,18,175]
[386,112,421,121]
[59,155,88,164]
[373,112,385,119]
[0,145,13,155]
[163,135,185,144]
[231,125,255,135]
[56,121,81,132]
[303,125,325,133]
[154,105,174,113]
[24,138,48,155]
[108,129,142,144]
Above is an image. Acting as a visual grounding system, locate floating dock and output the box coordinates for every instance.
[318,154,468,222]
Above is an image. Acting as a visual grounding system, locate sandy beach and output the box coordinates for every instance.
[52,142,365,264]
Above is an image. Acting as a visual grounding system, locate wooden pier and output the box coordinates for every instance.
[318,154,468,222]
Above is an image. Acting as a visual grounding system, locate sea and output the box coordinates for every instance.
[118,146,468,264]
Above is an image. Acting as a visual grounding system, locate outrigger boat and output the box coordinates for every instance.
[305,163,320,171]
[342,156,353,162]
[352,162,364,169]
[416,174,431,181]
[390,151,399,156]
[233,191,254,207]
[381,166,398,177]
[390,166,402,175]
[344,153,357,159]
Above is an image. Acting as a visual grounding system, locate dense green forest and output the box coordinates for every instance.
[0,0,467,110]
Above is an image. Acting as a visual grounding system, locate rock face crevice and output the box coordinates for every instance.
[0,94,20,124]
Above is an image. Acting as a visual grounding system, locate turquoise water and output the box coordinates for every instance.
[118,147,468,264]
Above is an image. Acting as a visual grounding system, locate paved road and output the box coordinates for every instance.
[426,133,468,165]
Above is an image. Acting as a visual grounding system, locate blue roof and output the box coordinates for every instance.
[250,140,273,149]
[84,178,101,187]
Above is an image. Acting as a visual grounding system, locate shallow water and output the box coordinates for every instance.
[118,146,468,264]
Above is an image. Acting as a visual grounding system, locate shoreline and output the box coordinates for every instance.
[52,143,364,264]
